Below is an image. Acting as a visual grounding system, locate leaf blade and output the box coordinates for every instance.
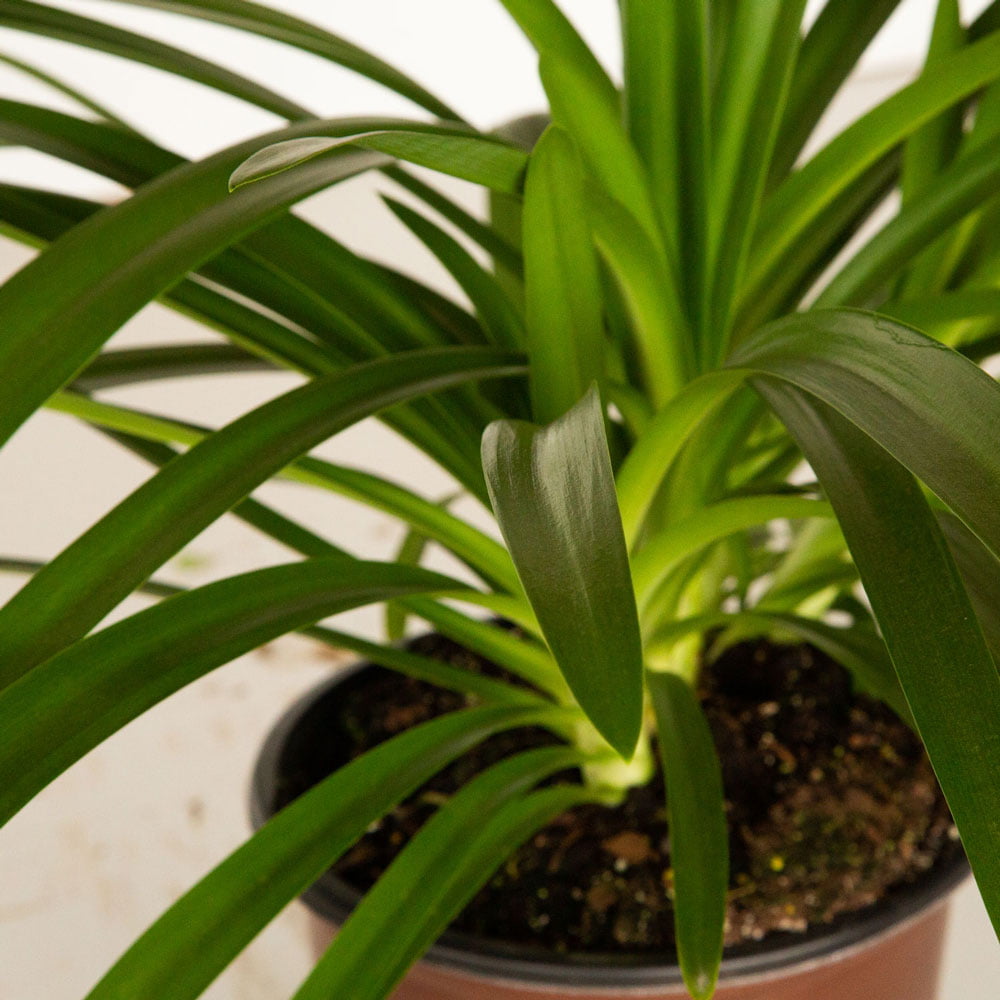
[482,387,644,757]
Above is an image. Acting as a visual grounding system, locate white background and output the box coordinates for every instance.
[0,2,997,998]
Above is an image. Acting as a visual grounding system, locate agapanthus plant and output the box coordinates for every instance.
[1,2,1000,999]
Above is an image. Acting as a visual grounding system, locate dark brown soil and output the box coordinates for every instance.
[277,635,956,955]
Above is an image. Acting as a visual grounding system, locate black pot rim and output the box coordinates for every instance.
[250,660,970,990]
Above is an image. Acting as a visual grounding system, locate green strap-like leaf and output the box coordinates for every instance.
[522,127,604,422]
[647,671,727,1000]
[382,164,523,276]
[0,349,523,683]
[73,344,272,390]
[0,557,482,826]
[229,129,528,194]
[900,0,965,207]
[293,748,596,1000]
[586,182,691,404]
[632,496,833,615]
[707,0,807,355]
[383,494,455,642]
[751,29,1000,300]
[0,48,130,126]
[482,387,644,757]
[0,0,311,119]
[307,627,548,710]
[80,703,561,1000]
[616,371,747,546]
[770,0,903,180]
[0,116,398,452]
[817,132,1000,308]
[98,0,464,120]
[495,0,619,117]
[47,389,520,595]
[729,311,1000,567]
[937,511,1000,663]
[649,610,909,726]
[400,597,568,701]
[538,49,665,260]
[383,197,524,351]
[756,383,1000,936]
[619,0,679,250]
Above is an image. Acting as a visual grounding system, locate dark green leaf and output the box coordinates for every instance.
[293,748,595,1000]
[482,387,643,757]
[730,311,1000,567]
[0,0,310,119]
[0,348,523,683]
[647,672,727,1000]
[756,383,1000,937]
[0,557,480,826]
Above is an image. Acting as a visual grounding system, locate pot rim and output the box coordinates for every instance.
[250,659,970,990]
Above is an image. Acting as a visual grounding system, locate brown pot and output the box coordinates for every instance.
[251,664,969,1000]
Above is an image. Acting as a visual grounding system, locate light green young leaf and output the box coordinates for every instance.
[522,127,604,422]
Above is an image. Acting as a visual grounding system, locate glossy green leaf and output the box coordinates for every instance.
[482,387,643,757]
[647,672,727,1000]
[294,748,597,1000]
[100,0,463,120]
[0,348,523,683]
[756,383,1000,936]
[229,129,527,194]
[0,557,482,826]
[522,127,604,422]
[730,310,1000,568]
[0,0,310,119]
[82,703,560,1000]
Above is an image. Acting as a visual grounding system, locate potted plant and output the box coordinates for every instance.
[1,0,999,997]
